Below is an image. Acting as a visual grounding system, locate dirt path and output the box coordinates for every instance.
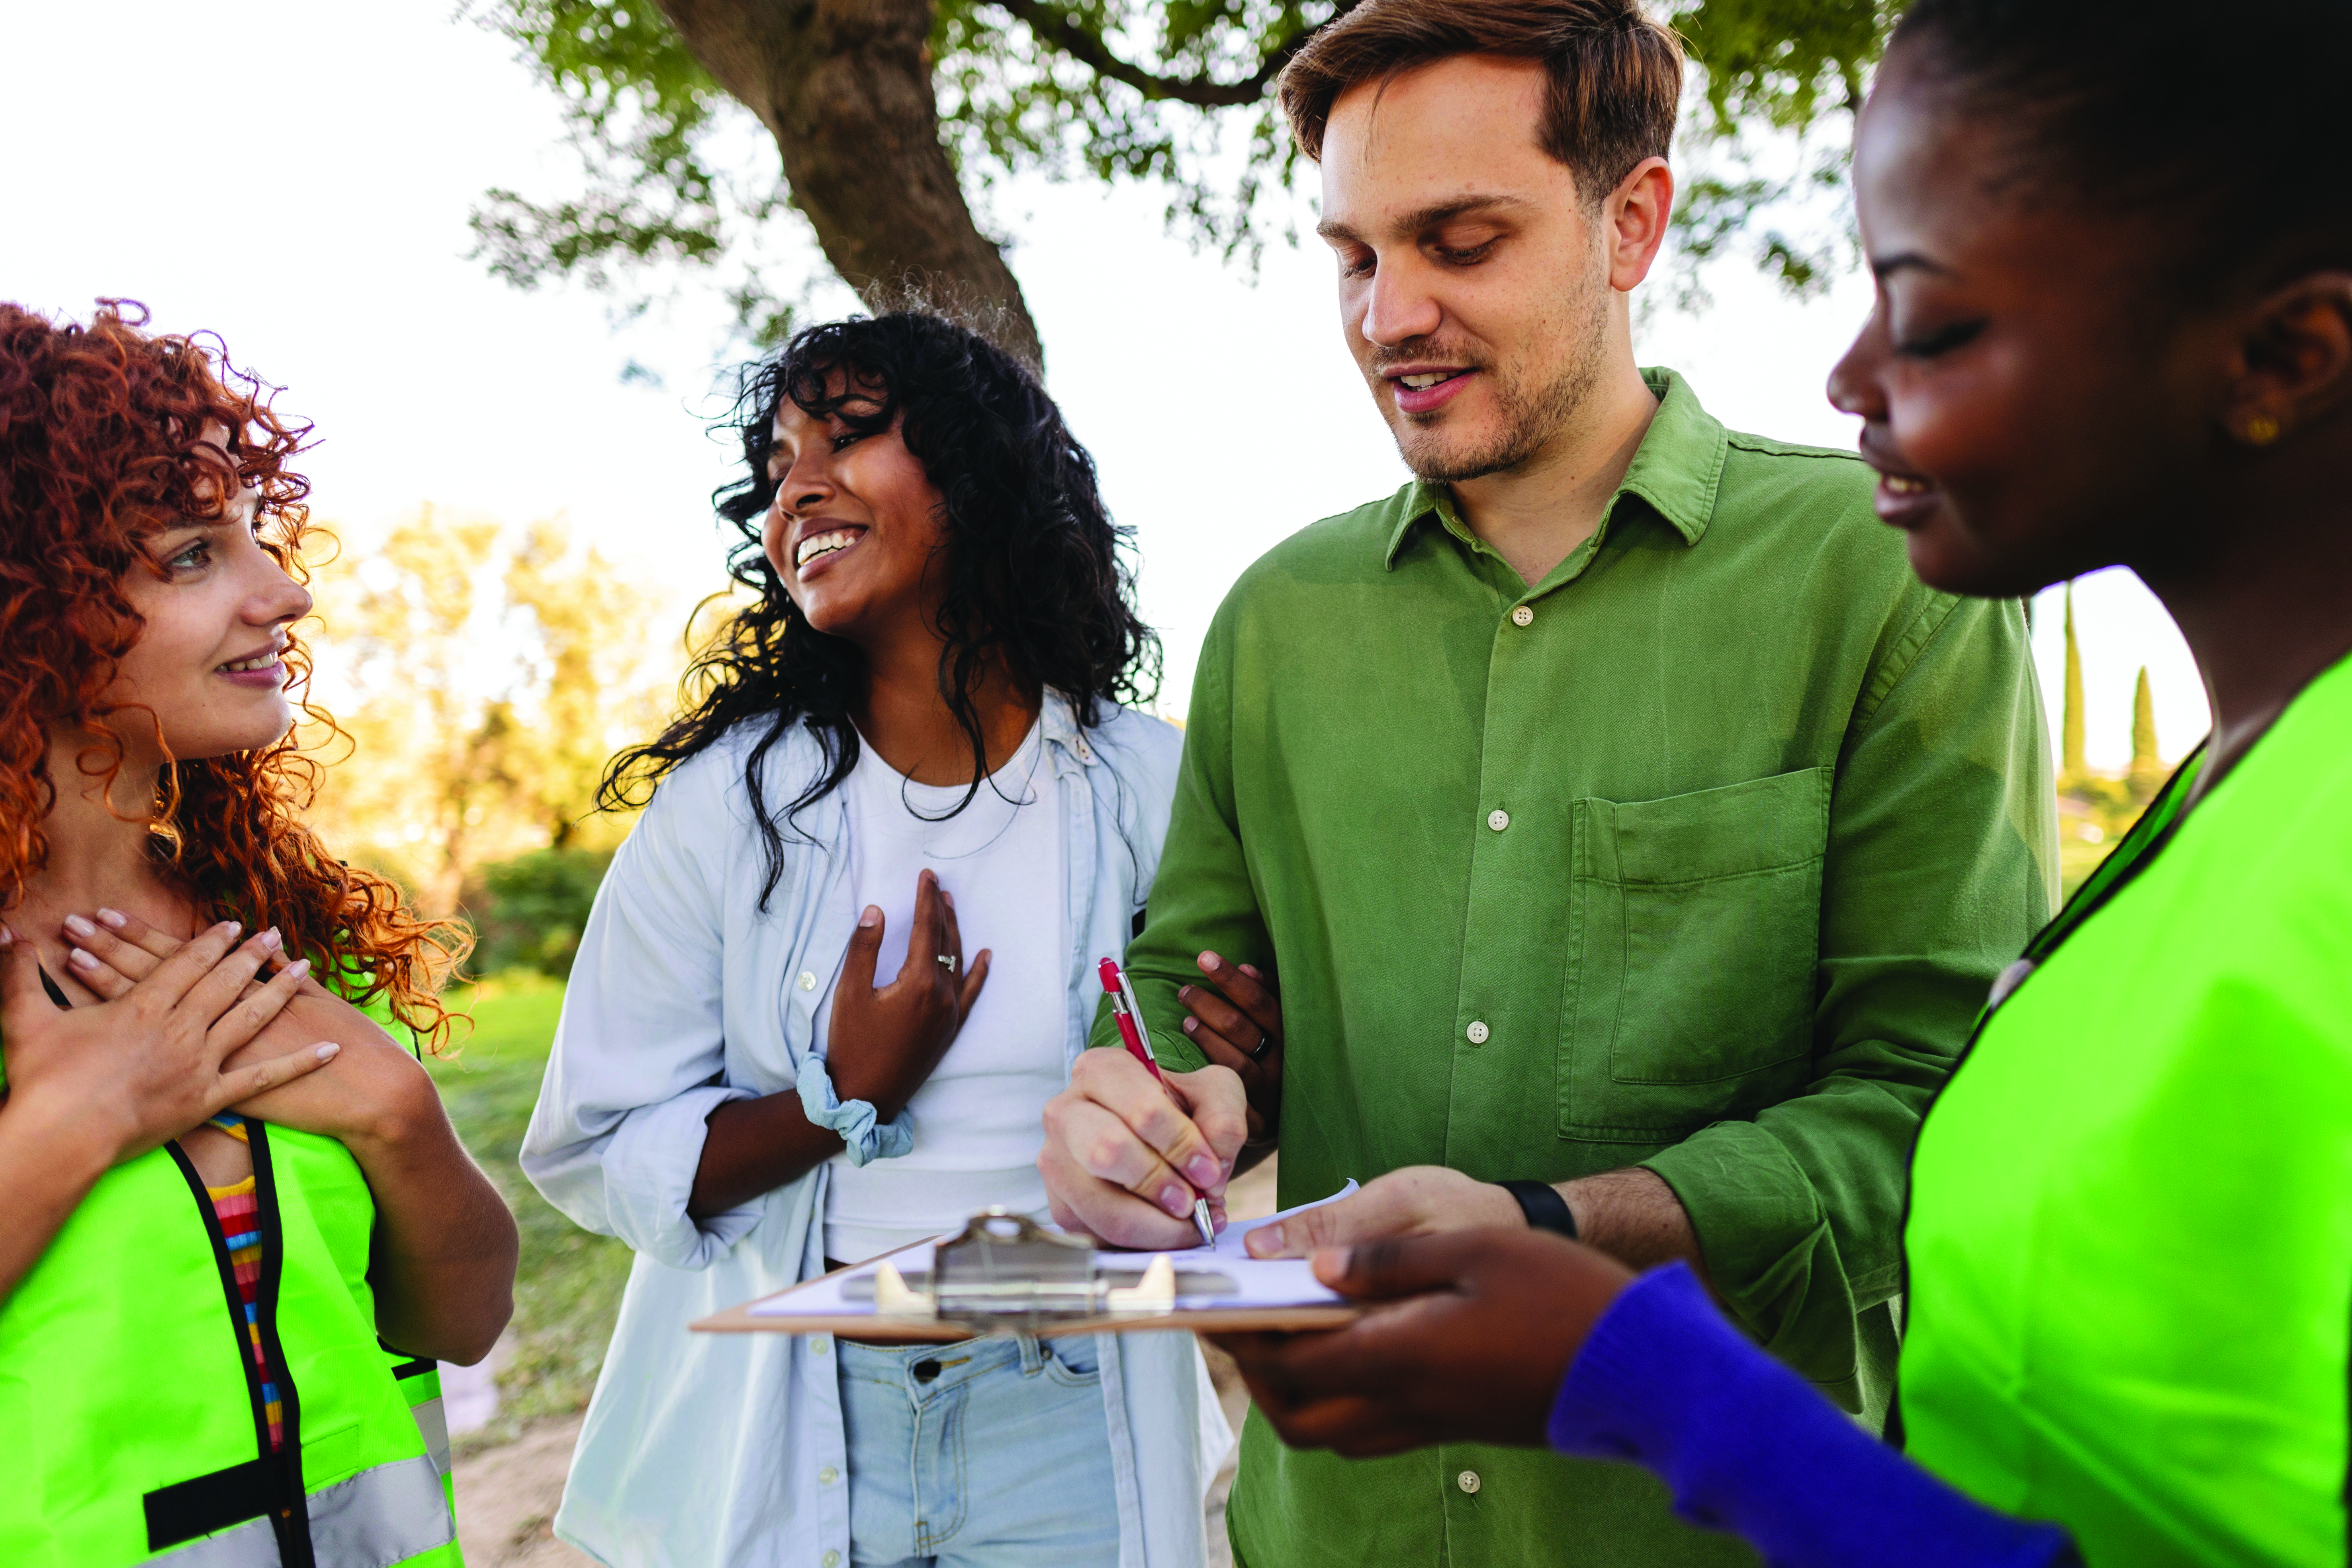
[452,1417,597,1568]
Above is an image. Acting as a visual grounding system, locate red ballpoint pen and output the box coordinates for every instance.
[1098,957,1217,1249]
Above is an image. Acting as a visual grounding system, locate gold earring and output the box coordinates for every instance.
[2242,412,2283,446]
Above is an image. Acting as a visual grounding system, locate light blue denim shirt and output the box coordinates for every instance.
[522,693,1231,1568]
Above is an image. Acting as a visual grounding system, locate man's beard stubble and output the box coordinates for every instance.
[1380,284,1610,485]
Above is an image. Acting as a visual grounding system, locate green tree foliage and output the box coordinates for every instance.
[469,848,618,978]
[308,507,676,915]
[472,0,1895,357]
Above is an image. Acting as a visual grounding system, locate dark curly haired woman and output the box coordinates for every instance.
[521,311,1234,1566]
[0,301,516,1567]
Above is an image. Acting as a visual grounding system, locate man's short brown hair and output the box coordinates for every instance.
[1278,0,1684,202]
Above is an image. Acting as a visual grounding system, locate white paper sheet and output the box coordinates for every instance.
[747,1180,1360,1317]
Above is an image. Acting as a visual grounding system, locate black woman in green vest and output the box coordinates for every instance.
[0,300,518,1567]
[1210,2,2352,1564]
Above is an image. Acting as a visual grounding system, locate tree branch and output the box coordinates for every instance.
[992,1,1356,109]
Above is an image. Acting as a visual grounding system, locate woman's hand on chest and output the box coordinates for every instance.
[826,868,991,1120]
[54,908,437,1155]
[1,917,335,1166]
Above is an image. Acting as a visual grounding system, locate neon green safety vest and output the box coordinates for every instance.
[0,1097,465,1566]
[1903,652,2352,1566]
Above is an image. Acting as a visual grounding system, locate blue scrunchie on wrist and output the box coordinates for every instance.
[796,1059,914,1167]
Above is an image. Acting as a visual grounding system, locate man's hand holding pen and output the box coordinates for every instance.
[1041,949,1282,1249]
[1040,1049,1247,1248]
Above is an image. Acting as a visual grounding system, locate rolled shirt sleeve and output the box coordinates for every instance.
[521,756,765,1270]
[1641,590,2057,1395]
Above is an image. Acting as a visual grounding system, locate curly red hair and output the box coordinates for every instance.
[0,301,467,1047]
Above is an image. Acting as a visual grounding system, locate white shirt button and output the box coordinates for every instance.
[1465,1020,1490,1045]
[798,971,818,991]
[1510,605,1534,627]
[1487,808,1510,832]
[819,1466,839,1485]
[1076,737,1095,764]
[823,1552,841,1568]
[810,1336,829,1355]
[1458,1469,1482,1494]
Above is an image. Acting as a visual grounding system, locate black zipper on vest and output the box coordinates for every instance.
[247,1123,317,1568]
[164,1128,316,1565]
[165,1143,278,1475]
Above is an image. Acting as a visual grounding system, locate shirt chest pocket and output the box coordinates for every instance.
[1559,767,1830,1141]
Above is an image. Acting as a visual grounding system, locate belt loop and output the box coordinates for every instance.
[1016,1333,1045,1376]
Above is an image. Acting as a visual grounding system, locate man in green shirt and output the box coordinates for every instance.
[1038,2,2055,1563]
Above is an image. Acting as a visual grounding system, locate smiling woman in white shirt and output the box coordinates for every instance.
[520,311,1235,1568]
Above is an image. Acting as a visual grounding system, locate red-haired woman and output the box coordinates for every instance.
[0,301,517,1568]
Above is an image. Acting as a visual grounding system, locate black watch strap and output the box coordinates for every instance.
[1496,1179,1579,1240]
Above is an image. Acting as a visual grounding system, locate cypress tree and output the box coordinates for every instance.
[2061,582,2087,783]
[2130,667,2162,793]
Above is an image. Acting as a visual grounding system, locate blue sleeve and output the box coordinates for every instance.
[1548,1263,2079,1568]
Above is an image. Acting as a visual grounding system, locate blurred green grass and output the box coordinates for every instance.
[427,975,630,1449]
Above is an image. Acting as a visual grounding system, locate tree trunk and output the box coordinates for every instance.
[654,0,1044,370]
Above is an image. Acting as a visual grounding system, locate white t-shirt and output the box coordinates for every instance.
[818,720,1069,1263]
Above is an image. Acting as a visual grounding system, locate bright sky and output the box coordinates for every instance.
[4,1,2205,771]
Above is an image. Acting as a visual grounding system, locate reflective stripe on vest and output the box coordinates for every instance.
[153,1456,457,1568]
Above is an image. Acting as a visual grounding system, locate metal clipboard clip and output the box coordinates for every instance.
[841,1208,1237,1328]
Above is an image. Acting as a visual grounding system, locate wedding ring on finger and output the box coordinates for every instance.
[1249,1028,1274,1062]
[935,953,956,972]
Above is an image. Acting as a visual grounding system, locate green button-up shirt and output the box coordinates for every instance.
[1097,371,2058,1566]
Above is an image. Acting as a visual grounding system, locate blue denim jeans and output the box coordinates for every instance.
[836,1333,1121,1568]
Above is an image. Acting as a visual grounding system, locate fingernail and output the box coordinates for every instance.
[1199,951,1219,969]
[96,908,127,929]
[63,914,95,938]
[1182,1017,1198,1033]
[0,926,14,947]
[1178,985,1193,999]
[1159,1183,1191,1217]
[1241,964,1262,979]
[1248,1223,1284,1257]
[263,928,282,951]
[1184,1154,1218,1186]
[315,1042,340,1061]
[284,958,312,981]
[943,889,955,910]
[68,947,99,970]
[218,920,242,938]
[859,906,881,928]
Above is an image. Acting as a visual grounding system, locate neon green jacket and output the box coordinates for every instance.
[0,1092,464,1565]
[1904,654,2352,1564]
